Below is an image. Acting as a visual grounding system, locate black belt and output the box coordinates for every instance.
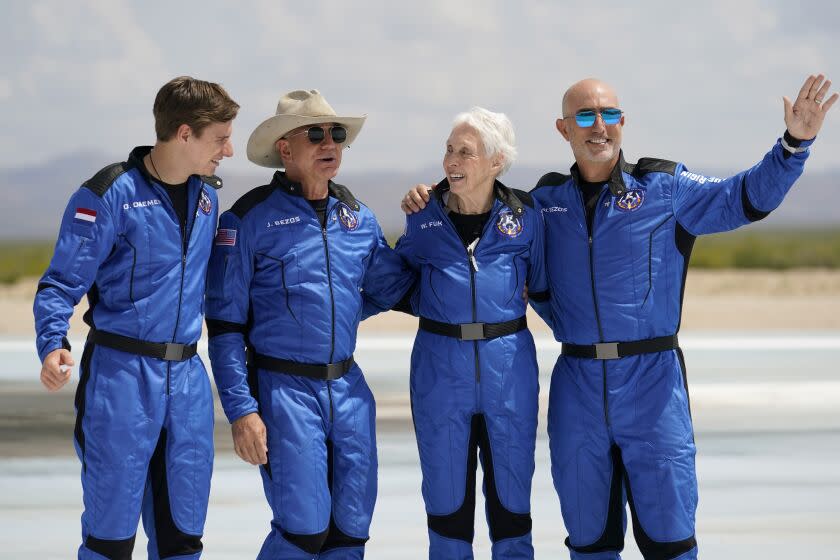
[561,334,679,360]
[88,329,198,362]
[249,352,355,381]
[419,316,527,341]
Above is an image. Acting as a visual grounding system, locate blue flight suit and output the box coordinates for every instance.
[396,180,548,559]
[529,133,815,560]
[33,146,220,559]
[205,171,414,559]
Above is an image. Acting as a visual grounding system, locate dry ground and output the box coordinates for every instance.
[3,269,840,338]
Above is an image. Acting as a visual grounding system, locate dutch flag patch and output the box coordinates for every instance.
[74,208,97,225]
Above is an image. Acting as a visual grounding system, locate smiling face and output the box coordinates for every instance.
[277,122,343,186]
[443,123,501,200]
[556,79,624,172]
[183,120,234,176]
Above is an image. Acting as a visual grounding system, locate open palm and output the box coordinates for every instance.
[784,74,838,140]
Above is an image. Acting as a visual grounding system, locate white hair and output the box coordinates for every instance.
[451,106,517,176]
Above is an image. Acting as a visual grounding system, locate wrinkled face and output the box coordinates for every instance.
[443,123,500,198]
[557,82,624,165]
[185,120,234,176]
[278,122,343,183]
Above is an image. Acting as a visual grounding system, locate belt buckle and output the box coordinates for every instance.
[163,343,186,361]
[594,342,620,360]
[460,323,486,341]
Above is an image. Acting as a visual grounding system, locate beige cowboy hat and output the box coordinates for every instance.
[247,89,366,168]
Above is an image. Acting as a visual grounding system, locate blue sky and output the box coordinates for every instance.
[2,0,839,175]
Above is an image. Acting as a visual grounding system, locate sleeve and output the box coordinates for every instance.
[205,211,258,423]
[391,215,421,316]
[33,187,116,362]
[525,205,554,330]
[359,216,417,320]
[394,216,418,267]
[672,132,813,236]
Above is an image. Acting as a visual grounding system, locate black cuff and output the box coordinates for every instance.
[783,130,805,147]
[206,318,248,338]
[528,290,550,303]
[61,336,72,352]
[37,282,54,294]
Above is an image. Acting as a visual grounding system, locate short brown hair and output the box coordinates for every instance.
[153,76,240,141]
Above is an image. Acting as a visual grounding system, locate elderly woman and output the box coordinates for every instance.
[395,107,548,560]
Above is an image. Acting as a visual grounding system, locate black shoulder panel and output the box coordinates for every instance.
[533,172,572,190]
[510,188,535,209]
[330,182,360,211]
[633,158,677,177]
[201,175,223,190]
[494,182,527,215]
[230,184,275,219]
[82,162,130,197]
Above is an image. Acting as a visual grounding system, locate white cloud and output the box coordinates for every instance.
[0,0,838,174]
[423,0,501,33]
[85,1,168,103]
[711,0,780,45]
[0,79,12,101]
[29,1,76,46]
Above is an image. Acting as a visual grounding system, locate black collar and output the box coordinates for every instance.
[433,178,525,217]
[271,171,360,211]
[569,150,633,197]
[127,146,218,189]
[127,146,152,183]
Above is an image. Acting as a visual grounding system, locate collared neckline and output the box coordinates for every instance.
[433,178,525,216]
[127,146,153,183]
[569,150,633,197]
[270,171,360,211]
[128,146,203,189]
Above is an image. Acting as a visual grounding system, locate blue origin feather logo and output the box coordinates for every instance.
[198,188,212,215]
[337,202,359,231]
[496,209,523,238]
[616,189,645,212]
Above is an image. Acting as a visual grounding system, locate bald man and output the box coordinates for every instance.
[401,75,836,559]
[529,75,836,560]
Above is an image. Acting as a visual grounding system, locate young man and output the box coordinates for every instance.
[206,89,414,559]
[34,76,238,560]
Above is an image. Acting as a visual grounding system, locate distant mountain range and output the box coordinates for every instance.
[2,151,837,239]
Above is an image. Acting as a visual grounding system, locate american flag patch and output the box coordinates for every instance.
[215,228,237,246]
[74,208,97,224]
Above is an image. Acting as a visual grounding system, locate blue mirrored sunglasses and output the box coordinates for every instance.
[572,108,623,127]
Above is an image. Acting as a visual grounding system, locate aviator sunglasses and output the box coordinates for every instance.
[567,108,623,127]
[285,125,348,144]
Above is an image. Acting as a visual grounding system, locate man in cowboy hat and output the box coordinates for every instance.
[206,89,414,559]
[34,76,238,559]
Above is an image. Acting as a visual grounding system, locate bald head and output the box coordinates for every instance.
[562,78,620,117]
[556,78,625,180]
